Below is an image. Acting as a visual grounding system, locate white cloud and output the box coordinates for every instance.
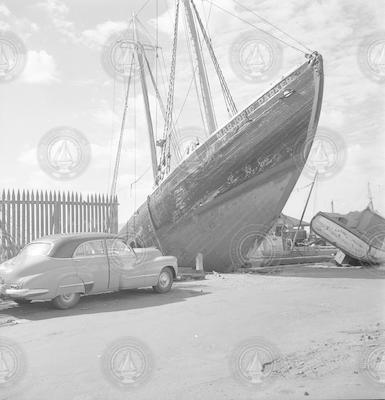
[0,3,39,37]
[21,50,59,84]
[0,3,10,17]
[37,0,76,41]
[81,21,129,48]
[37,0,69,15]
[17,147,38,166]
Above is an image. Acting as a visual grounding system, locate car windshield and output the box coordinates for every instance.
[20,242,52,257]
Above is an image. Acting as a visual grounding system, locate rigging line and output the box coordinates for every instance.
[133,61,137,214]
[110,52,135,200]
[203,0,308,54]
[106,74,117,198]
[156,0,159,142]
[130,167,151,189]
[182,8,209,136]
[143,51,182,161]
[173,67,197,126]
[136,18,159,45]
[191,0,237,116]
[136,0,152,17]
[200,0,212,35]
[231,0,313,53]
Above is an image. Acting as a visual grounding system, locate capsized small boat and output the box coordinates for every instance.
[311,207,385,265]
[117,0,324,271]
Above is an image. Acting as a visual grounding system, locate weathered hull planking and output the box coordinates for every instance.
[311,209,385,265]
[120,54,324,271]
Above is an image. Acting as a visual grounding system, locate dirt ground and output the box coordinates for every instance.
[0,264,384,400]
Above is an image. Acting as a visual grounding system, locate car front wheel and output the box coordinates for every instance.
[153,267,173,293]
[51,293,80,309]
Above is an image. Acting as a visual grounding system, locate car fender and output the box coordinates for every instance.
[150,256,178,277]
[55,273,86,297]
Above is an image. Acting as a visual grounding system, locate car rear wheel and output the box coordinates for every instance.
[51,293,80,310]
[153,267,173,293]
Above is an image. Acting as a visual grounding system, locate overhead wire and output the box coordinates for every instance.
[203,0,309,55]
[230,0,314,53]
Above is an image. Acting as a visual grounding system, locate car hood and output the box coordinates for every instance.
[133,247,162,263]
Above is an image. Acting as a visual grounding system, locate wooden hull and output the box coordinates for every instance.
[311,211,385,265]
[121,54,324,271]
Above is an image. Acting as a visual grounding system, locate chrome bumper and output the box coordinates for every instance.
[0,286,49,299]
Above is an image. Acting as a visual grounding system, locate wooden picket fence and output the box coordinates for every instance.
[0,189,119,260]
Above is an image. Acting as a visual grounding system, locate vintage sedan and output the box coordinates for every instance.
[0,233,178,309]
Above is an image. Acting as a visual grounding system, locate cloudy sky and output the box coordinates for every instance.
[0,0,384,226]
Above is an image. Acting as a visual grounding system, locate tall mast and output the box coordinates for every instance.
[133,15,158,183]
[182,0,217,134]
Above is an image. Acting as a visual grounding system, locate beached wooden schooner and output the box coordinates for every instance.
[117,0,324,271]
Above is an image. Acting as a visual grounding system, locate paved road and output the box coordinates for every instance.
[0,266,384,399]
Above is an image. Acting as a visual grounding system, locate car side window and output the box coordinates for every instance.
[74,240,105,258]
[106,239,133,256]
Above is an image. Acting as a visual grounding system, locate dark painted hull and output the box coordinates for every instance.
[121,54,324,271]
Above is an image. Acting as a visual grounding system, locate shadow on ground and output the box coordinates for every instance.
[245,264,385,279]
[0,284,209,322]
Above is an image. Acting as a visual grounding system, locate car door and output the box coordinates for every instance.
[73,240,110,294]
[105,239,147,289]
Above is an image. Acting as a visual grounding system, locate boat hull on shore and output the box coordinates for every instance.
[311,209,385,265]
[121,54,324,271]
